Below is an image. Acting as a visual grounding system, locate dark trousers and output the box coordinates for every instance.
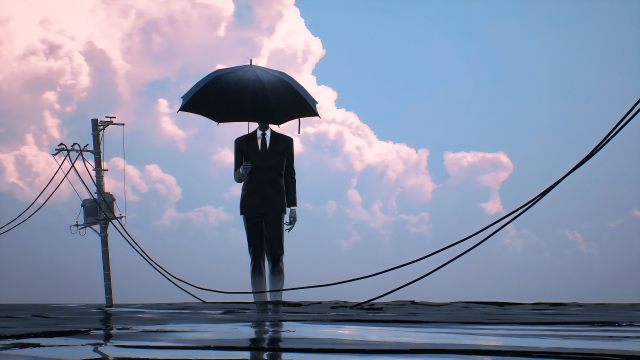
[243,212,285,303]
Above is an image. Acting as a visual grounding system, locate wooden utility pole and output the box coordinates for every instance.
[91,118,114,307]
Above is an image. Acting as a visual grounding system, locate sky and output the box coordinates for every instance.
[0,0,639,304]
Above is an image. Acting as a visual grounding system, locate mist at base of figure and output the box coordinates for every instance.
[245,213,285,305]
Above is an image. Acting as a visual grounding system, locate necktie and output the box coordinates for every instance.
[260,131,267,152]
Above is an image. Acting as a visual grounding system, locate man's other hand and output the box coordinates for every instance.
[285,208,297,232]
[240,161,252,175]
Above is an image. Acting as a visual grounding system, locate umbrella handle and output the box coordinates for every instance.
[245,132,250,164]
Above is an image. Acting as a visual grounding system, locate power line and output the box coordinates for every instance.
[52,155,82,201]
[0,152,72,231]
[0,152,83,236]
[68,156,206,303]
[2,98,637,303]
[352,99,640,307]
[72,97,639,300]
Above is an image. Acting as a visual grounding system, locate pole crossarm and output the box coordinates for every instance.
[96,118,124,133]
[52,143,93,156]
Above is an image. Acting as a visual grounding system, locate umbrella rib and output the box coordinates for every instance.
[259,66,319,107]
[251,65,280,123]
[179,65,245,111]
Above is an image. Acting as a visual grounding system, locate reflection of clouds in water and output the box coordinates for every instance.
[2,302,639,359]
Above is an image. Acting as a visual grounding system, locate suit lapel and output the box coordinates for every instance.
[268,130,279,153]
[252,130,259,152]
[262,129,279,161]
[245,130,258,163]
[260,130,271,161]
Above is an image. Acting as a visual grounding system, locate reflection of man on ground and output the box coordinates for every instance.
[234,122,297,314]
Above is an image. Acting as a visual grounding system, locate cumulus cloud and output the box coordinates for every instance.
[344,178,431,234]
[608,219,624,227]
[0,0,505,237]
[398,212,431,234]
[0,0,237,198]
[144,164,182,203]
[242,1,437,231]
[159,204,231,226]
[633,209,640,217]
[444,151,513,214]
[106,157,148,196]
[339,231,362,249]
[0,0,438,235]
[42,110,62,140]
[105,157,231,225]
[325,200,337,217]
[223,184,242,198]
[565,230,587,252]
[0,134,72,202]
[211,147,234,165]
[156,98,196,152]
[503,225,523,251]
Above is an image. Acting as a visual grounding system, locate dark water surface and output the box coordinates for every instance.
[1,301,638,359]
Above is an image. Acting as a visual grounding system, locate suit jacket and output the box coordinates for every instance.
[234,129,297,215]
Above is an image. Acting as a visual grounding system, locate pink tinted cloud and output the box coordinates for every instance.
[0,0,436,233]
[156,98,196,152]
[105,159,180,203]
[211,147,234,166]
[105,157,148,201]
[444,151,513,214]
[325,200,337,217]
[105,158,231,225]
[0,134,72,202]
[159,205,232,226]
[144,164,182,203]
[223,184,242,198]
[0,0,238,198]
[608,219,623,227]
[0,0,498,235]
[398,212,431,234]
[236,2,437,229]
[565,230,587,252]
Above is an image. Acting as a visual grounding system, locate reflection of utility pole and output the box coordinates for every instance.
[91,117,114,307]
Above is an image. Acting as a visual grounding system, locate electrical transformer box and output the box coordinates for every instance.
[82,192,117,225]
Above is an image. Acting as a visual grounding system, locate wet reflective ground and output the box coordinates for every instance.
[1,301,638,359]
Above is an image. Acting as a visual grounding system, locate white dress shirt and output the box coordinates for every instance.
[257,127,271,150]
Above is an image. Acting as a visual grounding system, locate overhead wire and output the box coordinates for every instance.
[78,142,559,295]
[0,152,72,231]
[74,98,639,299]
[52,155,83,201]
[3,98,637,302]
[0,150,83,236]
[68,150,206,303]
[352,98,640,307]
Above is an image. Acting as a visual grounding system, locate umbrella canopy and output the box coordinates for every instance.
[178,62,319,126]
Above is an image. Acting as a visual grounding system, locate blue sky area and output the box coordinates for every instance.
[0,0,639,304]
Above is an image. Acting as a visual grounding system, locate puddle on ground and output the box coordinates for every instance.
[1,301,638,359]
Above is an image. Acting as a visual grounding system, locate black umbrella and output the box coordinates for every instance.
[178,60,319,133]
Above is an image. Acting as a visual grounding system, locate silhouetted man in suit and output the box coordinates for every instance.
[234,122,297,313]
